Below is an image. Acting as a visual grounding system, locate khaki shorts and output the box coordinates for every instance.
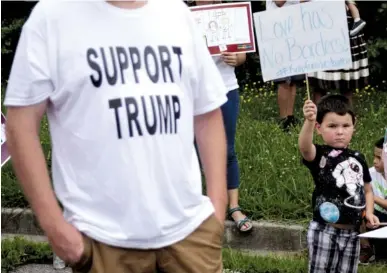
[71,214,224,273]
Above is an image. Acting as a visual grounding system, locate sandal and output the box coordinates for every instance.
[228,207,253,233]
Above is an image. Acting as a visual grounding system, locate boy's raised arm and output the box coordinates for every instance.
[298,100,317,162]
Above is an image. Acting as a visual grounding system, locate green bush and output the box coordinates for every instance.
[1,237,52,273]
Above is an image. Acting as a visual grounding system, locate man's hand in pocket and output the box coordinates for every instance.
[46,219,84,265]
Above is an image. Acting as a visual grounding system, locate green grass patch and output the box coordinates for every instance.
[1,84,386,223]
[1,237,53,273]
[1,237,386,273]
[223,248,387,273]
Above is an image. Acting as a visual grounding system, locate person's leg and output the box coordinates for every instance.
[337,229,361,273]
[71,234,157,273]
[342,90,353,107]
[312,86,327,104]
[287,84,296,117]
[220,89,251,232]
[347,1,366,36]
[359,218,375,264]
[307,221,339,273]
[277,82,292,119]
[347,2,360,19]
[220,89,240,192]
[371,210,387,261]
[157,214,223,273]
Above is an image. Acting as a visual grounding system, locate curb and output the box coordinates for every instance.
[1,208,307,252]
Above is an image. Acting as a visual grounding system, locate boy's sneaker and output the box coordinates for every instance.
[350,19,366,36]
[359,246,375,265]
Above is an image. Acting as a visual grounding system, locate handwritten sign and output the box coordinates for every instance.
[254,0,351,82]
[190,2,256,56]
[1,112,11,167]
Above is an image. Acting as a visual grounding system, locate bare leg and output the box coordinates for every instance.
[347,2,360,19]
[312,86,327,104]
[343,91,353,107]
[287,84,296,116]
[277,83,293,118]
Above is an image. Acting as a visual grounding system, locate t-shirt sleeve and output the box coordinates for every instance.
[358,153,372,183]
[302,144,323,172]
[185,6,228,116]
[4,3,54,107]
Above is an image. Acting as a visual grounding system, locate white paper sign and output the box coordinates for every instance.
[191,5,251,47]
[254,0,352,82]
[358,227,387,239]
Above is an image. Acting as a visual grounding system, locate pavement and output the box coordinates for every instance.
[10,264,243,273]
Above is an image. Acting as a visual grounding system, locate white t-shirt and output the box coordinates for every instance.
[4,0,228,249]
[369,167,387,214]
[212,56,239,92]
[266,0,300,10]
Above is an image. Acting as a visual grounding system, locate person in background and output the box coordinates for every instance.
[360,137,387,264]
[298,94,380,273]
[188,0,252,232]
[309,1,369,106]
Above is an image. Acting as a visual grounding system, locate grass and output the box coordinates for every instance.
[1,237,386,273]
[1,237,53,273]
[222,247,387,273]
[1,83,387,224]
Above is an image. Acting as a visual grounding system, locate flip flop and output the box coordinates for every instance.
[228,207,253,232]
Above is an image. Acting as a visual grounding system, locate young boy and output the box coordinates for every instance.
[298,94,380,273]
[359,137,387,263]
[346,1,366,36]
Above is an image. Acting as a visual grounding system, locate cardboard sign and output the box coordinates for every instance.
[254,0,352,81]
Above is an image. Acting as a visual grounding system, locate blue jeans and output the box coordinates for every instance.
[194,89,240,190]
[221,89,240,190]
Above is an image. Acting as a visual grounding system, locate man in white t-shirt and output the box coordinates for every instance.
[4,0,228,272]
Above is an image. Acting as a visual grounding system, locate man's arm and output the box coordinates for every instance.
[6,102,83,263]
[6,102,64,231]
[195,108,227,223]
[374,196,387,210]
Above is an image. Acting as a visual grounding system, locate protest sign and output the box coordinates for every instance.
[190,2,256,56]
[254,0,352,82]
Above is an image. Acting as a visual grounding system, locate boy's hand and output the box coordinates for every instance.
[365,212,380,229]
[303,100,317,122]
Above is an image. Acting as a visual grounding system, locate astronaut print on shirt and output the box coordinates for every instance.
[303,145,371,226]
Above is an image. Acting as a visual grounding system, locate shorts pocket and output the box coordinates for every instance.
[210,214,225,238]
[70,234,93,273]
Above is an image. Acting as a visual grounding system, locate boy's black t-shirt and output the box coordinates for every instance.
[303,144,372,226]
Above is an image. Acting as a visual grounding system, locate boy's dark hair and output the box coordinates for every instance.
[316,94,355,124]
[375,137,384,149]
